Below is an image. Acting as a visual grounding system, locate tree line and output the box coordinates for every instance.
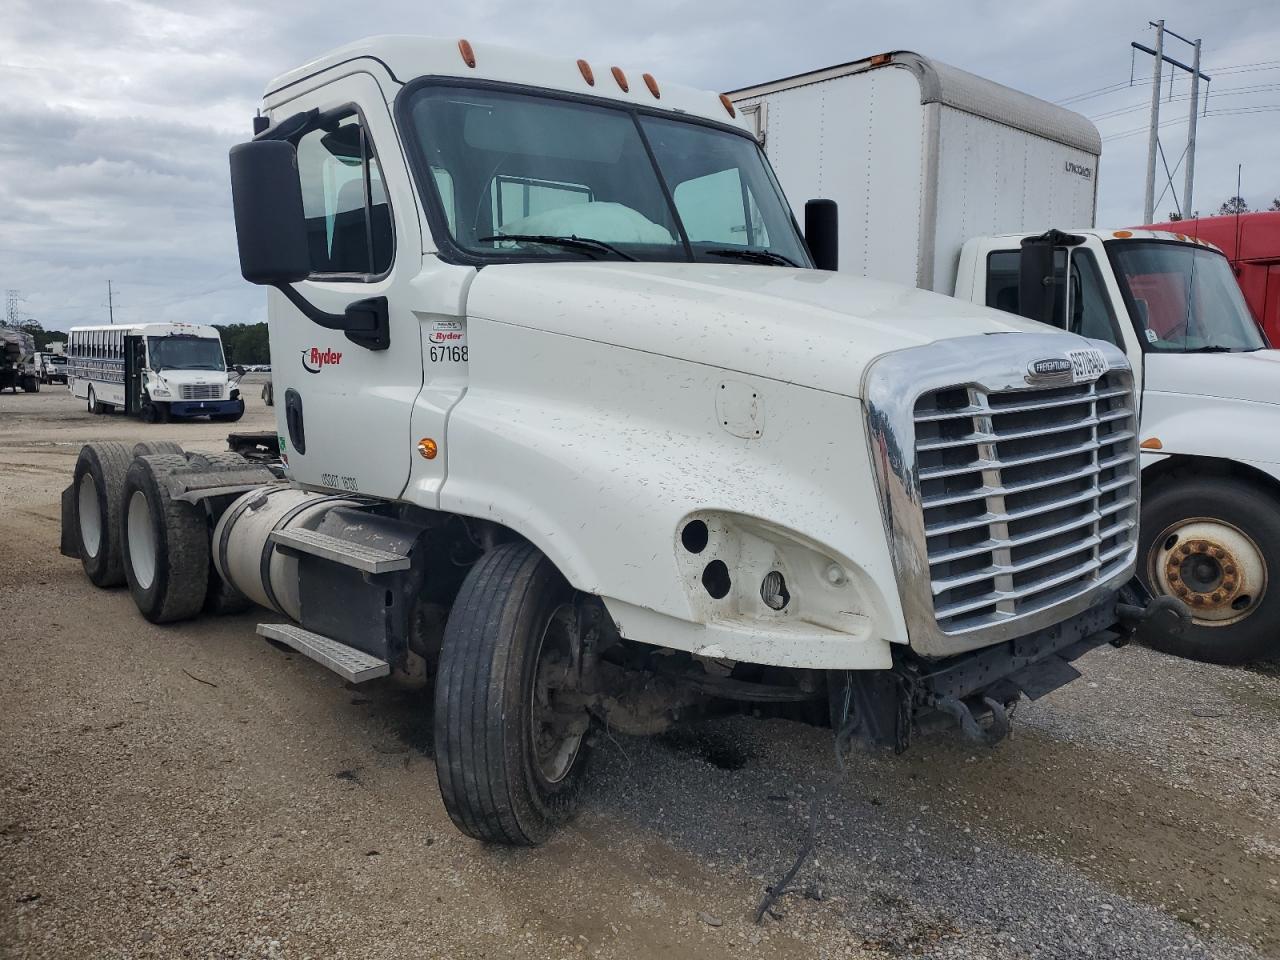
[213,323,271,365]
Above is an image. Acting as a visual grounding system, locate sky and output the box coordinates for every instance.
[2,0,1277,332]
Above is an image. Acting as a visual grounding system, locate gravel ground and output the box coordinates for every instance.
[1,384,1277,959]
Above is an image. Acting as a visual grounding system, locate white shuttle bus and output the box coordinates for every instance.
[67,322,244,423]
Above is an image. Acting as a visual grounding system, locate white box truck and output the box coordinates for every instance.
[60,37,1179,845]
[731,52,1280,665]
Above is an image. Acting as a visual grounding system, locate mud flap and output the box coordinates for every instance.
[59,483,79,559]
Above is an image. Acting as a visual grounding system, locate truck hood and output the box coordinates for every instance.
[465,262,1055,397]
[1144,350,1280,406]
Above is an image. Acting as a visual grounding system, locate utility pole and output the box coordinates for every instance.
[1132,23,1210,222]
[107,280,115,324]
[1142,20,1164,223]
[1183,37,1202,218]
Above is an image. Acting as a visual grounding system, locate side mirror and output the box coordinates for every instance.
[229,140,310,285]
[234,364,246,376]
[1017,238,1057,326]
[804,199,839,271]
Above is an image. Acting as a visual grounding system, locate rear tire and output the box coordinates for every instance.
[72,442,134,587]
[434,542,590,845]
[120,454,211,624]
[132,440,185,458]
[1138,472,1280,664]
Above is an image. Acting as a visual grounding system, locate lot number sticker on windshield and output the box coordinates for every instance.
[1067,347,1108,383]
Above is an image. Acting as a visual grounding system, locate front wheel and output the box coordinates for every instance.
[433,542,591,845]
[1138,472,1279,664]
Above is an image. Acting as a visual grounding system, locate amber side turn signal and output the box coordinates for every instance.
[1140,437,1163,450]
[418,438,439,460]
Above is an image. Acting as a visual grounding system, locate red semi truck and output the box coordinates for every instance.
[1143,212,1280,345]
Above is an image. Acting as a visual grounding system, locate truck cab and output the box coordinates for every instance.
[59,35,1174,845]
[956,229,1280,663]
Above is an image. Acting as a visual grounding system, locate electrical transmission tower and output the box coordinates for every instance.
[4,289,22,327]
[1132,21,1210,222]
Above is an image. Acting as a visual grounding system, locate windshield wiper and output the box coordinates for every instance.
[704,247,799,267]
[477,234,637,261]
[1182,346,1237,353]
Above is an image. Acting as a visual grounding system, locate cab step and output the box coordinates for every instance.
[256,622,390,682]
[268,528,411,573]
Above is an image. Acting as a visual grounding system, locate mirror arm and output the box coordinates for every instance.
[273,284,390,352]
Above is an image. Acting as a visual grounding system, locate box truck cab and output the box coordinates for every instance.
[60,36,1177,846]
[67,322,244,422]
[731,51,1280,665]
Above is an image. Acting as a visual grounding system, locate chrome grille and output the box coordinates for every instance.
[912,372,1139,634]
[179,383,221,400]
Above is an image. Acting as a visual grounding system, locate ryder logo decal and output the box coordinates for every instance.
[428,320,465,345]
[301,347,343,374]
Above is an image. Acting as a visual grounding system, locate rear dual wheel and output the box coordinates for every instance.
[121,455,211,624]
[433,542,591,845]
[73,442,134,587]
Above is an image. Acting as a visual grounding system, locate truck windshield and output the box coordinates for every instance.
[1107,241,1267,352]
[402,85,810,267]
[147,336,226,371]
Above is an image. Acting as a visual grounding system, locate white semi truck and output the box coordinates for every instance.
[730,52,1280,665]
[61,37,1181,845]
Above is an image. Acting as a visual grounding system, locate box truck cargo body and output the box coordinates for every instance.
[730,52,1099,296]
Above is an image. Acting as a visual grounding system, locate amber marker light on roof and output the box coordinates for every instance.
[610,66,628,92]
[1140,437,1163,450]
[577,59,595,85]
[418,438,439,460]
[643,73,660,98]
[458,39,476,68]
[719,94,736,117]
[1112,230,1133,239]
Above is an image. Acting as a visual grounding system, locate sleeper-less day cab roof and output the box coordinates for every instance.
[263,35,745,129]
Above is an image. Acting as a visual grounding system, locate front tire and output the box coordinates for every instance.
[434,542,590,845]
[1138,472,1279,664]
[120,454,211,624]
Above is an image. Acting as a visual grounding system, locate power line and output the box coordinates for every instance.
[1056,58,1280,106]
[1089,81,1280,122]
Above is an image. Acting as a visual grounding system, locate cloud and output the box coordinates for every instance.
[1,0,1277,332]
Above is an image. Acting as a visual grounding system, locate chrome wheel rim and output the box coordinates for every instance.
[77,473,102,559]
[127,490,157,590]
[1149,518,1267,626]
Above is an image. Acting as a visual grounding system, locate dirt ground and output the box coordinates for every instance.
[1,382,1277,960]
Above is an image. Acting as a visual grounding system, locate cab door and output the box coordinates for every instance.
[262,72,424,499]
